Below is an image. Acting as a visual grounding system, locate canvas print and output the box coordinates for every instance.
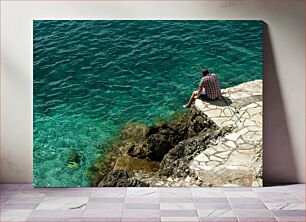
[33,20,263,187]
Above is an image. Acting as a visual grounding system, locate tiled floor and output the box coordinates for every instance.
[0,184,305,222]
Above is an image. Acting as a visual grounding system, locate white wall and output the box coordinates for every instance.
[1,1,305,184]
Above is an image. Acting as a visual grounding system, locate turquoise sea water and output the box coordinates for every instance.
[33,20,262,187]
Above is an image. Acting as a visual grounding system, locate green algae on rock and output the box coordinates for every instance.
[114,156,160,172]
[67,150,81,170]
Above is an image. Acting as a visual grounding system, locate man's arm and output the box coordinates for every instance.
[195,86,203,99]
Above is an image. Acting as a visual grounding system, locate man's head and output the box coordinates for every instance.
[202,68,209,76]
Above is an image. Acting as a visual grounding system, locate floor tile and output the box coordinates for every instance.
[125,197,159,203]
[223,188,253,192]
[123,217,161,221]
[198,209,235,217]
[0,209,32,221]
[126,188,158,198]
[276,217,306,222]
[1,196,11,206]
[127,187,158,192]
[1,192,15,199]
[285,184,305,190]
[271,209,305,217]
[162,216,199,222]
[44,190,91,197]
[92,187,126,192]
[199,217,238,222]
[230,203,267,209]
[125,203,160,209]
[1,184,24,191]
[225,191,258,198]
[237,218,277,222]
[83,217,121,222]
[228,198,266,209]
[265,202,305,210]
[159,188,190,192]
[191,188,222,192]
[1,183,305,222]
[91,189,125,198]
[159,188,192,197]
[160,203,196,210]
[35,187,92,192]
[291,191,305,201]
[256,191,292,196]
[194,197,228,203]
[36,196,88,210]
[27,217,83,221]
[122,209,160,217]
[86,202,123,209]
[257,192,301,203]
[261,198,302,204]
[191,189,225,197]
[2,203,39,209]
[28,209,84,218]
[196,202,231,209]
[83,209,123,217]
[9,191,45,199]
[125,191,159,198]
[234,209,274,218]
[6,197,44,204]
[253,186,289,193]
[161,209,198,217]
[160,197,194,203]
[228,197,263,204]
[89,197,125,203]
[19,183,36,191]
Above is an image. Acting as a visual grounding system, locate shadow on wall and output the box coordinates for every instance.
[263,22,298,185]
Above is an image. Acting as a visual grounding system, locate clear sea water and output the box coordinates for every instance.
[33,20,262,187]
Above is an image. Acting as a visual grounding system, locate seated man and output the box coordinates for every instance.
[182,68,222,108]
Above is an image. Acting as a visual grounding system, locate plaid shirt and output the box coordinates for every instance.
[199,73,222,100]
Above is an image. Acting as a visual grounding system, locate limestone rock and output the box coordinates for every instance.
[194,153,209,162]
[224,132,241,142]
[128,108,216,161]
[93,80,263,188]
[159,125,231,178]
[114,155,159,173]
[98,170,149,187]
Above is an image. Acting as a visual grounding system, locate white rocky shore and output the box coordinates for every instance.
[96,80,263,187]
[190,80,263,187]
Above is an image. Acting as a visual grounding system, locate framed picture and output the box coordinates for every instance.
[33,20,262,187]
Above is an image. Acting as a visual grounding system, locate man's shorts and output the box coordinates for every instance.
[194,90,212,101]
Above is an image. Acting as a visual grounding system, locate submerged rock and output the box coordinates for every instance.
[120,123,149,143]
[67,150,81,169]
[67,150,81,163]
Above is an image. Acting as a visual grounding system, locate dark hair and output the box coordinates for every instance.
[202,68,209,76]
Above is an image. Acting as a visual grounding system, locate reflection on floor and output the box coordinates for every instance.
[0,184,305,222]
